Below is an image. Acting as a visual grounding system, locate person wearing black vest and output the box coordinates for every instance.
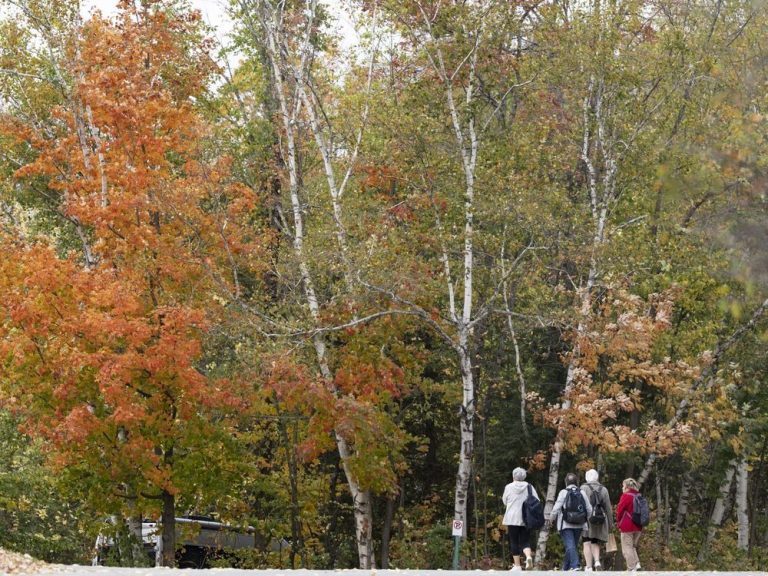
[580,469,614,571]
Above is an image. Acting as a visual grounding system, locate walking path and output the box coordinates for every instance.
[33,569,768,576]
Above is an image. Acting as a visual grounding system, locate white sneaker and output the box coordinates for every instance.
[511,565,522,572]
[585,568,593,572]
[594,561,601,571]
[525,557,534,570]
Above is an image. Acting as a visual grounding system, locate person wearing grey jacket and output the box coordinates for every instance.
[502,467,538,570]
[550,472,592,571]
[581,469,614,571]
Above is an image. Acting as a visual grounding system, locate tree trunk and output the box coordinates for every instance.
[380,490,399,569]
[655,467,665,546]
[323,460,342,569]
[535,293,595,563]
[624,408,642,478]
[454,341,476,535]
[334,429,375,568]
[535,434,563,564]
[699,459,736,560]
[501,238,529,442]
[275,400,305,568]
[672,472,691,541]
[664,476,671,542]
[252,1,377,566]
[736,456,749,551]
[536,75,614,564]
[159,489,176,567]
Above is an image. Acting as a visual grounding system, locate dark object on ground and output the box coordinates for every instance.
[94,516,277,568]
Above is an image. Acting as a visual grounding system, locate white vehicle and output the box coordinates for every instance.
[94,516,259,568]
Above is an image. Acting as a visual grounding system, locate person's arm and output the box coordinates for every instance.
[615,493,627,523]
[603,487,615,528]
[502,485,511,507]
[581,489,592,516]
[550,490,565,517]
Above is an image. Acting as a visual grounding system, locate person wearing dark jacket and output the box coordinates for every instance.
[581,469,614,571]
[550,472,592,571]
[616,478,643,571]
[502,467,539,570]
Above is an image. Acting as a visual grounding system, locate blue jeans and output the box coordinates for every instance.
[560,528,581,570]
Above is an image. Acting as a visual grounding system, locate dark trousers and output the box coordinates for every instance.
[508,525,532,556]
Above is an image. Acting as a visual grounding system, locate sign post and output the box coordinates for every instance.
[451,519,463,570]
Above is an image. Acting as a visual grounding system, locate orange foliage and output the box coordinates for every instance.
[0,1,264,502]
[543,287,697,456]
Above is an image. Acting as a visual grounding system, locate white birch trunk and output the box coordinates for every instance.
[412,7,483,534]
[501,228,529,440]
[85,105,109,209]
[736,456,749,551]
[297,5,378,294]
[700,459,736,560]
[255,1,375,566]
[536,76,618,564]
[454,332,475,531]
[292,15,380,567]
[672,472,691,540]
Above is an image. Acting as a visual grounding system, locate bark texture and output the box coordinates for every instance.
[736,457,749,551]
[700,459,736,561]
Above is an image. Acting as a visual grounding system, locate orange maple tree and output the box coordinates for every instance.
[535,288,700,459]
[0,0,264,565]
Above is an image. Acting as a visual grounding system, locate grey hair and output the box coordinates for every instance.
[585,469,599,483]
[565,472,579,486]
[513,467,527,481]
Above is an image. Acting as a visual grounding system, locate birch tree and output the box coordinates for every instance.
[365,0,544,539]
[232,0,386,566]
[736,456,749,551]
[672,472,692,541]
[533,0,678,559]
[700,459,737,560]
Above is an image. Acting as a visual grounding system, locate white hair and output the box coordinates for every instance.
[513,467,527,481]
[585,469,599,483]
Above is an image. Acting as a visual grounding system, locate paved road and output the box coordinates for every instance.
[35,569,768,576]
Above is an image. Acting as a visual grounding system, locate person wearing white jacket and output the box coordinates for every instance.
[502,467,539,571]
[550,472,593,571]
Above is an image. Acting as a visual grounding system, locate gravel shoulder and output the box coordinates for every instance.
[32,568,768,576]
[0,548,51,574]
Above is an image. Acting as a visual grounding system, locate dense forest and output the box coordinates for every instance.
[1,0,767,570]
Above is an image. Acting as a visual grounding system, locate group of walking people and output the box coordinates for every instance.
[502,468,646,571]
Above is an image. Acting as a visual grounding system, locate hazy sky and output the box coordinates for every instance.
[80,0,358,48]
[81,0,235,35]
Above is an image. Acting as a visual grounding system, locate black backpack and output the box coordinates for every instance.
[522,484,545,529]
[631,493,650,527]
[563,487,588,524]
[587,485,606,525]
